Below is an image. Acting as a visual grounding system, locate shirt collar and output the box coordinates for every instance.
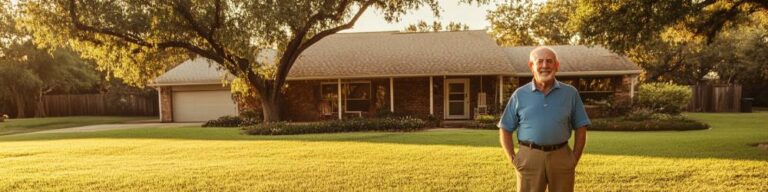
[530,80,561,92]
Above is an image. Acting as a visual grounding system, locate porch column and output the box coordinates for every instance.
[443,75,447,119]
[498,75,504,106]
[338,78,343,120]
[157,87,162,121]
[429,76,434,115]
[389,77,394,112]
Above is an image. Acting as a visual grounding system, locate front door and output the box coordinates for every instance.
[444,78,470,119]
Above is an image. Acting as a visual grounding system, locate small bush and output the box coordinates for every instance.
[239,109,262,126]
[203,111,263,127]
[471,115,499,129]
[242,117,428,135]
[475,115,498,124]
[586,96,632,117]
[590,118,708,131]
[424,115,441,128]
[202,116,243,127]
[623,107,655,121]
[239,109,262,121]
[636,82,692,115]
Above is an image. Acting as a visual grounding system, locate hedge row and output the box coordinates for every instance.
[242,117,428,135]
[590,118,709,131]
[202,115,259,127]
[470,115,709,131]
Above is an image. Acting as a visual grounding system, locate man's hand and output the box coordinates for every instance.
[572,151,581,165]
[572,126,587,166]
[500,129,517,165]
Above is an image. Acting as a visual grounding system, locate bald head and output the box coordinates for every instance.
[529,46,559,64]
[528,46,560,83]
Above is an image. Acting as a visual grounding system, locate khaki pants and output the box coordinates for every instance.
[513,145,576,192]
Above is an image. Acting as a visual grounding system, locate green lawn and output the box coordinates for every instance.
[0,113,766,191]
[0,116,155,135]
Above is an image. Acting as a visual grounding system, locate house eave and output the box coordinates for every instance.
[150,70,643,85]
[285,72,516,81]
[149,81,228,87]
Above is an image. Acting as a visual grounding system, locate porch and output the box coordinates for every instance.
[281,75,512,122]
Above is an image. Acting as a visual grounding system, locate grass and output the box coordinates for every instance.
[0,113,766,191]
[0,116,155,135]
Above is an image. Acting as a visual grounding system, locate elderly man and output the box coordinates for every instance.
[498,47,590,192]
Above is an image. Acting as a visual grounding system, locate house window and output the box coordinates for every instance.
[516,77,616,102]
[320,81,371,112]
[345,82,371,112]
[320,84,339,112]
[578,77,616,101]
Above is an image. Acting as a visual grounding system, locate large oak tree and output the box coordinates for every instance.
[570,0,768,53]
[486,0,576,46]
[20,0,487,122]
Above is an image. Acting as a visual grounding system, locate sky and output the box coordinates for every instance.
[344,0,503,33]
[7,0,514,32]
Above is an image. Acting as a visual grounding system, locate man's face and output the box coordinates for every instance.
[528,49,560,83]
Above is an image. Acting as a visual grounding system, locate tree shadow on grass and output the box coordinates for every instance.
[0,127,766,161]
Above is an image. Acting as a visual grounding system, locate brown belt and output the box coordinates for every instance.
[518,141,568,152]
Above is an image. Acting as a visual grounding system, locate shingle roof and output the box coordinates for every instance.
[152,32,642,86]
[505,45,642,76]
[287,30,515,79]
[152,57,234,86]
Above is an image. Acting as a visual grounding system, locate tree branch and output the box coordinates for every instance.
[271,1,373,98]
[171,1,237,66]
[695,0,763,43]
[67,0,222,63]
[211,0,222,36]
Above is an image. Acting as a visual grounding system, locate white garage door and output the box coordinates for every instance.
[172,90,238,122]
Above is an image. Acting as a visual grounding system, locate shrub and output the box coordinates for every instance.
[586,96,632,117]
[424,115,441,128]
[242,117,428,135]
[202,116,243,127]
[239,109,262,121]
[475,115,498,124]
[0,114,7,122]
[470,114,499,129]
[239,109,262,125]
[590,117,708,131]
[636,82,692,115]
[623,107,655,121]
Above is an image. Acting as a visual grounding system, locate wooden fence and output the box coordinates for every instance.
[687,84,742,112]
[42,94,158,116]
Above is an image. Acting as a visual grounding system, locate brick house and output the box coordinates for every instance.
[151,30,641,122]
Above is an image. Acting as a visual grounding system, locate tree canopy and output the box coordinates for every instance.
[19,0,488,121]
[0,41,99,117]
[487,0,576,46]
[570,0,768,53]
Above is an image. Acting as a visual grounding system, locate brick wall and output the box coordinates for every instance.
[159,87,173,122]
[282,80,322,121]
[237,75,506,122]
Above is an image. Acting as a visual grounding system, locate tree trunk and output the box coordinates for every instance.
[258,89,283,123]
[34,91,47,118]
[12,91,26,118]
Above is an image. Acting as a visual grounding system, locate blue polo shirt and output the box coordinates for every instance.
[497,80,591,145]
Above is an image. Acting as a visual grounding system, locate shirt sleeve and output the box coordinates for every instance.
[571,91,591,130]
[497,92,519,132]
